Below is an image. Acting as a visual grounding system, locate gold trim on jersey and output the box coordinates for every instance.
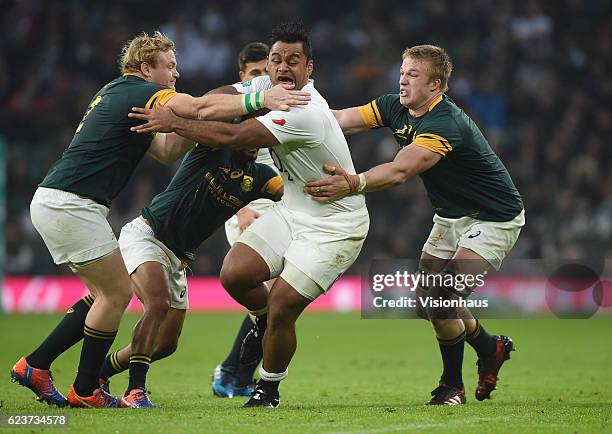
[412,133,452,156]
[145,89,177,109]
[428,95,444,112]
[261,175,283,196]
[357,100,383,128]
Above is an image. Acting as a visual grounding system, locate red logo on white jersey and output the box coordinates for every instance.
[272,119,286,126]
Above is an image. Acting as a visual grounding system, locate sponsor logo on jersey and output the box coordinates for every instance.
[272,119,286,126]
[241,175,254,192]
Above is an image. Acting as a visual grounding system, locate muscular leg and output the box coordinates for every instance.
[71,249,132,397]
[261,277,311,373]
[124,261,172,393]
[100,308,186,380]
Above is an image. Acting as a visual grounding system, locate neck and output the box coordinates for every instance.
[124,72,146,80]
[409,91,443,117]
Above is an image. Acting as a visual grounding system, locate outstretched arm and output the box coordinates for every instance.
[303,144,441,201]
[164,84,310,121]
[129,105,278,150]
[332,107,371,135]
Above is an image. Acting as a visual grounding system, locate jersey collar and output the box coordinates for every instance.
[428,94,444,112]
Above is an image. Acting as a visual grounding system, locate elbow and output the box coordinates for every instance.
[393,164,414,185]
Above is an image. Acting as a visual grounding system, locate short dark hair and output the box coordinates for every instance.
[237,42,269,72]
[269,22,313,60]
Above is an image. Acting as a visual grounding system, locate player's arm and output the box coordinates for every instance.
[147,132,195,164]
[129,105,279,150]
[161,84,309,121]
[360,144,441,191]
[303,144,441,201]
[331,107,370,135]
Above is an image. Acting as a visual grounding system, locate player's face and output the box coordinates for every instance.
[240,59,268,81]
[268,41,313,90]
[398,56,439,109]
[147,50,180,89]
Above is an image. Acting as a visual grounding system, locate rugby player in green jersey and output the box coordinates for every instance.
[305,45,525,405]
[98,146,282,408]
[10,31,308,409]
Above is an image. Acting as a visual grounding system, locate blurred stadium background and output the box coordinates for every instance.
[2,0,611,315]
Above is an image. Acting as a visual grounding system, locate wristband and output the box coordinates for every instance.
[357,173,367,193]
[243,92,265,113]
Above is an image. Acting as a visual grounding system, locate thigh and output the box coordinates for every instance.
[236,205,292,279]
[72,249,132,298]
[130,261,172,305]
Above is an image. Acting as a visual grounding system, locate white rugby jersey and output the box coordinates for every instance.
[238,79,365,217]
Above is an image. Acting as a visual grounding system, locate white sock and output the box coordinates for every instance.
[259,366,288,382]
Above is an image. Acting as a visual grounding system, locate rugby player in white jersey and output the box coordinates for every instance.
[129,22,370,408]
[212,41,279,399]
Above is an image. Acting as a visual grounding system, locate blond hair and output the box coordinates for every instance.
[403,45,453,92]
[119,31,175,74]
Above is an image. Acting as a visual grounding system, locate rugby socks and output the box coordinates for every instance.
[127,354,152,393]
[258,366,288,393]
[222,315,255,369]
[26,294,94,370]
[437,331,466,388]
[466,319,497,357]
[99,350,127,380]
[74,325,117,397]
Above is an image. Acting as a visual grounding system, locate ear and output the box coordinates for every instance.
[239,70,246,81]
[431,78,441,92]
[140,62,152,79]
[306,60,314,78]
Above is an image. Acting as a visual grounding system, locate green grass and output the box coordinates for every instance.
[0,313,611,433]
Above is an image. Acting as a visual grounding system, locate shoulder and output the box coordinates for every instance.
[232,75,272,93]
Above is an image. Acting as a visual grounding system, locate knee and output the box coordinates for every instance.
[98,287,132,311]
[143,296,171,318]
[267,296,302,331]
[152,339,178,360]
[220,259,253,292]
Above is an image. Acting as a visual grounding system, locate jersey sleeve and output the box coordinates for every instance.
[144,88,177,109]
[256,163,284,200]
[231,75,272,94]
[356,94,399,129]
[255,106,323,148]
[412,110,462,157]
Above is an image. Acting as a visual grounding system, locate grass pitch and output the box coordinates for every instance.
[0,313,611,433]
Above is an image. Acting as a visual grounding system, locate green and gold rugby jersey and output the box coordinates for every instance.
[358,94,523,221]
[40,75,177,206]
[141,146,282,262]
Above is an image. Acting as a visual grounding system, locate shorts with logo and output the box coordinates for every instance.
[422,209,525,270]
[237,203,369,300]
[30,187,119,265]
[119,217,189,310]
